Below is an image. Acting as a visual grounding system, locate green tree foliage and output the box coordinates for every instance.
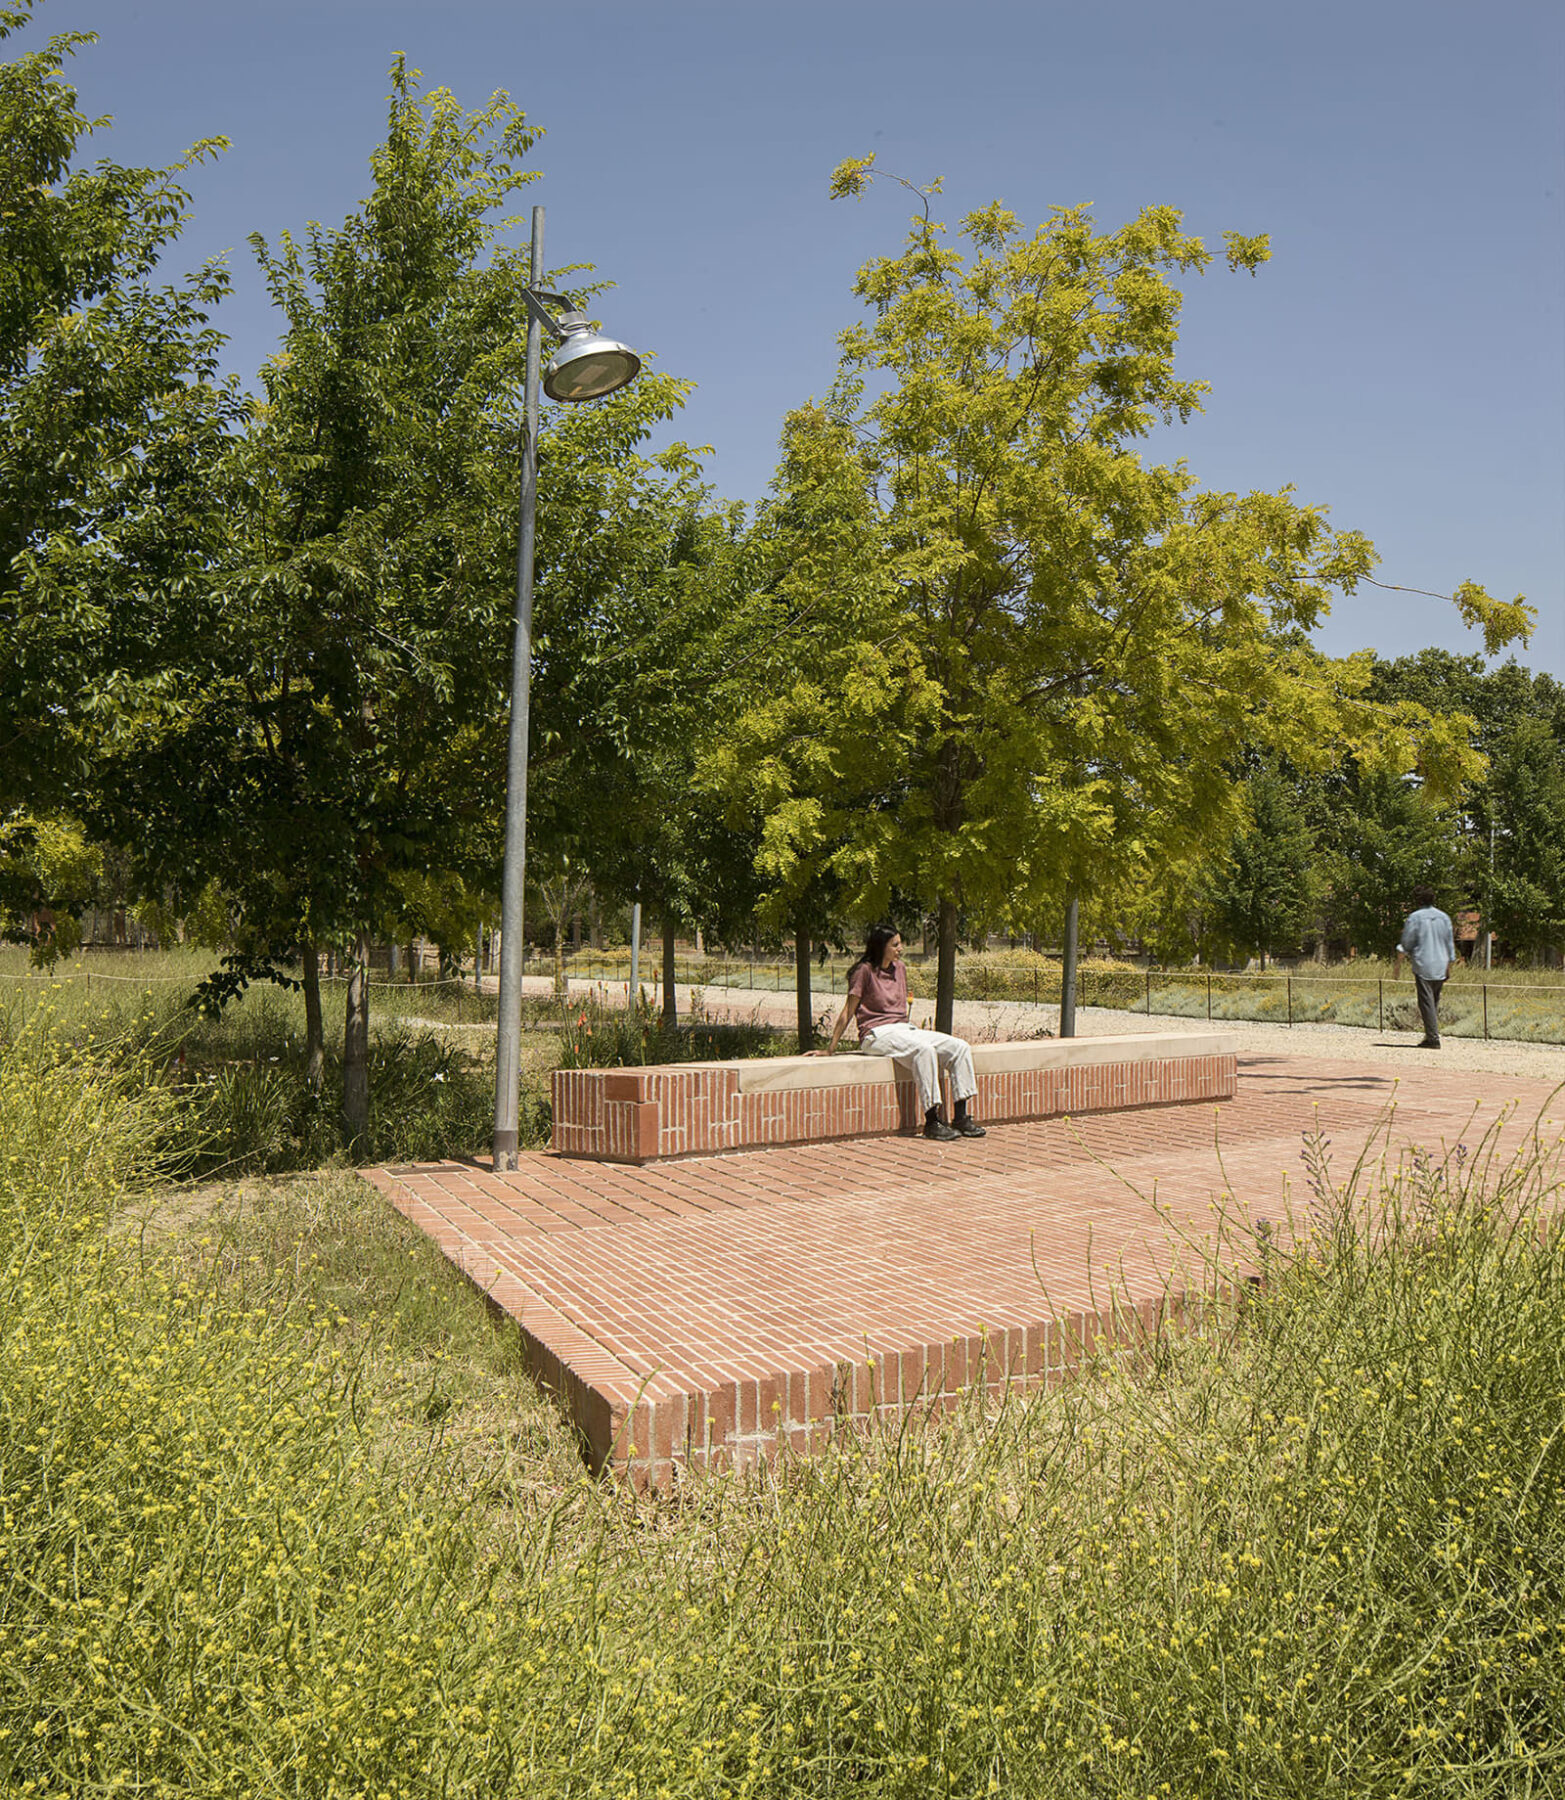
[1317,771,1465,956]
[1483,716,1565,962]
[74,63,704,1133]
[2,21,719,1128]
[0,807,98,958]
[706,405,939,1038]
[69,60,549,1131]
[717,165,1525,1026]
[1202,768,1319,967]
[523,449,756,1010]
[0,4,235,926]
[1368,651,1565,963]
[711,403,938,929]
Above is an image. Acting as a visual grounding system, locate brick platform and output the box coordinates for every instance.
[364,1053,1565,1487]
[552,1033,1237,1162]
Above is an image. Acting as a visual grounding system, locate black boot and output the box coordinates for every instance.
[923,1105,958,1142]
[953,1098,986,1138]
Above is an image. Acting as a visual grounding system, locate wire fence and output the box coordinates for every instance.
[0,970,485,992]
[0,966,499,1026]
[5,954,1564,1045]
[550,952,1565,1046]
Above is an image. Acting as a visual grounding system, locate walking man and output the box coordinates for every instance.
[1394,885,1456,1049]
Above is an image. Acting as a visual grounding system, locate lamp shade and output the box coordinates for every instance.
[543,327,642,402]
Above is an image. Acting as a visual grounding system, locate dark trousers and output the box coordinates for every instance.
[1414,973,1444,1045]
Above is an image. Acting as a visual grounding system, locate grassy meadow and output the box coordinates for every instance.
[2,1004,1563,1796]
[0,949,803,1177]
[0,946,509,1174]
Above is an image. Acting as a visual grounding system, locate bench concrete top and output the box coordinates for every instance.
[679,1031,1240,1095]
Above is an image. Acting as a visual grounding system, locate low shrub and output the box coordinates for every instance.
[950,952,1144,1008]
[165,1025,521,1175]
[556,989,786,1068]
[0,959,541,1174]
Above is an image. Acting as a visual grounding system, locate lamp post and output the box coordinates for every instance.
[493,205,641,1169]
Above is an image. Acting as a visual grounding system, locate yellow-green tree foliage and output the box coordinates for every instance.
[0,809,100,960]
[716,164,1530,1025]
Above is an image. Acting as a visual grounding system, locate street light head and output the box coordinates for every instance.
[542,311,642,401]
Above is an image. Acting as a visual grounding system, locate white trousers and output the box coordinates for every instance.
[860,1023,977,1113]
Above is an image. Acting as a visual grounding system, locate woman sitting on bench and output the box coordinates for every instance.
[814,925,985,1142]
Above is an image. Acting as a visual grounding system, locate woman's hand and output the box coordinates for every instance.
[812,991,858,1057]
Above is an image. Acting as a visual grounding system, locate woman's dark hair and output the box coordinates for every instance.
[1411,884,1436,909]
[848,923,901,980]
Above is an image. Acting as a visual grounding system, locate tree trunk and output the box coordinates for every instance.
[662,914,678,1029]
[301,942,325,1094]
[552,912,567,998]
[387,937,399,980]
[695,925,705,956]
[342,931,370,1141]
[935,897,959,1034]
[794,921,813,1050]
[1060,892,1080,1038]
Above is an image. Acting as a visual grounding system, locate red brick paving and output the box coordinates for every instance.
[362,1052,1565,1485]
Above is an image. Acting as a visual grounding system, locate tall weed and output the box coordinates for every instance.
[3,1018,1563,1796]
[557,987,786,1068]
[0,1025,579,1797]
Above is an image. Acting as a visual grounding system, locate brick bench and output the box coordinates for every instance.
[552,1032,1237,1163]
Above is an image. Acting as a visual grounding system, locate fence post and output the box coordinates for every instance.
[1206,972,1211,1020]
[1483,983,1489,1041]
[1287,975,1292,1027]
[1378,979,1383,1033]
[1146,970,1152,1016]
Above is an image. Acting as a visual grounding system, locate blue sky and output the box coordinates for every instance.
[21,0,1565,674]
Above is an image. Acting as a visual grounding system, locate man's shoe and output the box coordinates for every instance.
[953,1117,986,1138]
[1416,1039,1442,1050]
[923,1117,960,1141]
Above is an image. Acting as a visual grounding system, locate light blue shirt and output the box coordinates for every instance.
[1398,905,1455,980]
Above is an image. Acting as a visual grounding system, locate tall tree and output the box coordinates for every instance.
[1366,650,1565,962]
[70,61,549,1132]
[717,165,1529,1028]
[535,491,767,1024]
[1202,767,1318,967]
[1482,716,1565,963]
[1317,770,1465,956]
[707,403,935,1039]
[70,64,670,1128]
[0,4,235,922]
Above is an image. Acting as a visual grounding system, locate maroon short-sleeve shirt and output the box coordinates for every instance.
[849,960,908,1039]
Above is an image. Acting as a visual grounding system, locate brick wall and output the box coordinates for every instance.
[554,1042,1237,1163]
[597,1286,1238,1489]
